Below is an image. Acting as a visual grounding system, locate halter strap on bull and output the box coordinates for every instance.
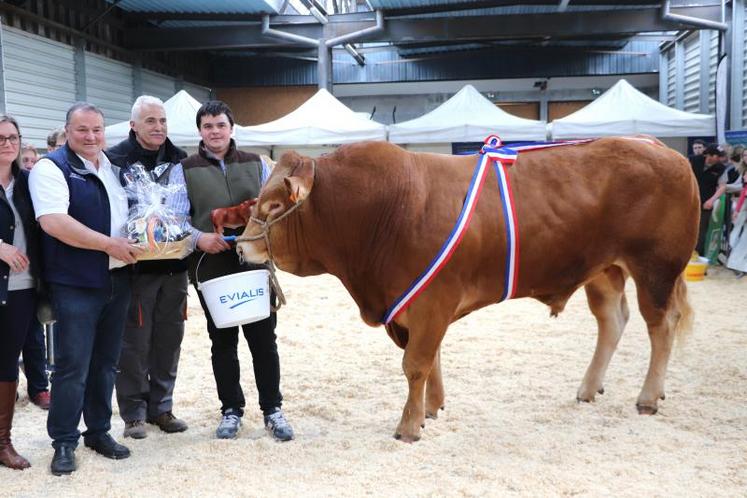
[232,160,317,311]
[380,135,595,325]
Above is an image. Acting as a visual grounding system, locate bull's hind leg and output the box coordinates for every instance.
[577,266,629,402]
[394,313,449,443]
[631,269,692,415]
[425,347,445,419]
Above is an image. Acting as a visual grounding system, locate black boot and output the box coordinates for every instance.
[50,445,76,476]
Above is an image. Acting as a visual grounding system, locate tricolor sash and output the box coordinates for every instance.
[381,136,597,325]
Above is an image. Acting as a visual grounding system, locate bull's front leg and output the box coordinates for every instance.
[425,347,445,419]
[394,322,447,443]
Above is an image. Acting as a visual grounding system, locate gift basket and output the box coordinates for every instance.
[122,163,192,261]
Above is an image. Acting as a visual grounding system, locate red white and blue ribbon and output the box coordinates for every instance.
[381,145,493,324]
[380,135,598,325]
[482,137,521,301]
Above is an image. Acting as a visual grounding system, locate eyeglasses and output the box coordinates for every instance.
[0,135,21,146]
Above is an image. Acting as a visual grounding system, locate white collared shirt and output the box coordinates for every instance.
[29,151,129,269]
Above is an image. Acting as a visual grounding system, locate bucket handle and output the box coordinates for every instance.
[195,251,286,313]
[194,251,209,289]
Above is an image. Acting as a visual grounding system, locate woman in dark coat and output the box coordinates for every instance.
[0,114,40,470]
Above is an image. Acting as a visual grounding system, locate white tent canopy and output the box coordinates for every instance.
[388,84,547,144]
[105,90,204,147]
[550,79,715,139]
[235,89,387,146]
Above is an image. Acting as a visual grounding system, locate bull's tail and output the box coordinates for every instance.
[672,274,694,349]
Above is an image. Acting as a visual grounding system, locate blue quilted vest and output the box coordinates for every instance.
[41,145,112,288]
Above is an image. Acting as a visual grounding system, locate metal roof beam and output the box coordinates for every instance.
[123,11,263,21]
[373,0,659,16]
[379,7,722,42]
[123,7,721,51]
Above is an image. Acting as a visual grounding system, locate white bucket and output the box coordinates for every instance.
[198,269,271,328]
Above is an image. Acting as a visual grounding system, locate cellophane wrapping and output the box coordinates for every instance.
[122,163,192,261]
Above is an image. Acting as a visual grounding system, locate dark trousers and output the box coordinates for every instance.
[696,209,712,256]
[196,287,282,416]
[116,272,187,422]
[47,272,131,449]
[0,289,35,381]
[22,318,48,396]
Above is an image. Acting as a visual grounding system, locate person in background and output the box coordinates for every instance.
[18,145,51,411]
[0,114,40,470]
[721,146,745,248]
[46,128,66,153]
[29,102,142,476]
[724,148,747,199]
[691,144,727,256]
[107,95,189,439]
[168,101,294,442]
[689,139,705,159]
[20,144,38,171]
[727,169,747,277]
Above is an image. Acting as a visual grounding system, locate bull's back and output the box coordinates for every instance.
[399,139,698,309]
[508,137,699,296]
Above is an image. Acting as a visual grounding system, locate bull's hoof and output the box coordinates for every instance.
[394,432,420,443]
[576,386,603,403]
[425,405,444,420]
[636,403,658,415]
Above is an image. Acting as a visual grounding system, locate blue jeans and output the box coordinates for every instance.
[47,271,131,449]
[22,318,49,396]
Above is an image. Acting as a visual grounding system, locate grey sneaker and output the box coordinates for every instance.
[264,408,294,442]
[216,409,241,439]
[123,420,147,439]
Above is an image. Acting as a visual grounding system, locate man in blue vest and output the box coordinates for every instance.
[29,102,143,476]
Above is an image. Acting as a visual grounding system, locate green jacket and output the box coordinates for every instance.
[183,140,264,283]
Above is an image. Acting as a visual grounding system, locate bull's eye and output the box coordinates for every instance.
[269,202,283,212]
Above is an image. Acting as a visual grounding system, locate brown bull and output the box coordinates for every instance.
[236,138,699,442]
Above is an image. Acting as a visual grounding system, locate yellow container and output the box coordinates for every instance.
[684,257,709,281]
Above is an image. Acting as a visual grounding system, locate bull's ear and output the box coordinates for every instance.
[285,158,315,204]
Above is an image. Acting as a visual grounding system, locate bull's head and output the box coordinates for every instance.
[236,151,315,267]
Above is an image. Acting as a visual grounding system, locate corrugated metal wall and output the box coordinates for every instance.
[743,8,747,126]
[212,39,660,87]
[142,69,176,101]
[183,82,212,103]
[1,26,75,147]
[666,51,676,107]
[0,23,207,147]
[682,33,700,112]
[85,53,134,125]
[708,30,718,113]
[662,30,723,115]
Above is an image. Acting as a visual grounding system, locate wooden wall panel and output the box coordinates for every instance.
[217,86,317,125]
[496,102,540,120]
[548,100,591,121]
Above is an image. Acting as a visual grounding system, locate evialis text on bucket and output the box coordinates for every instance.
[220,288,265,308]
